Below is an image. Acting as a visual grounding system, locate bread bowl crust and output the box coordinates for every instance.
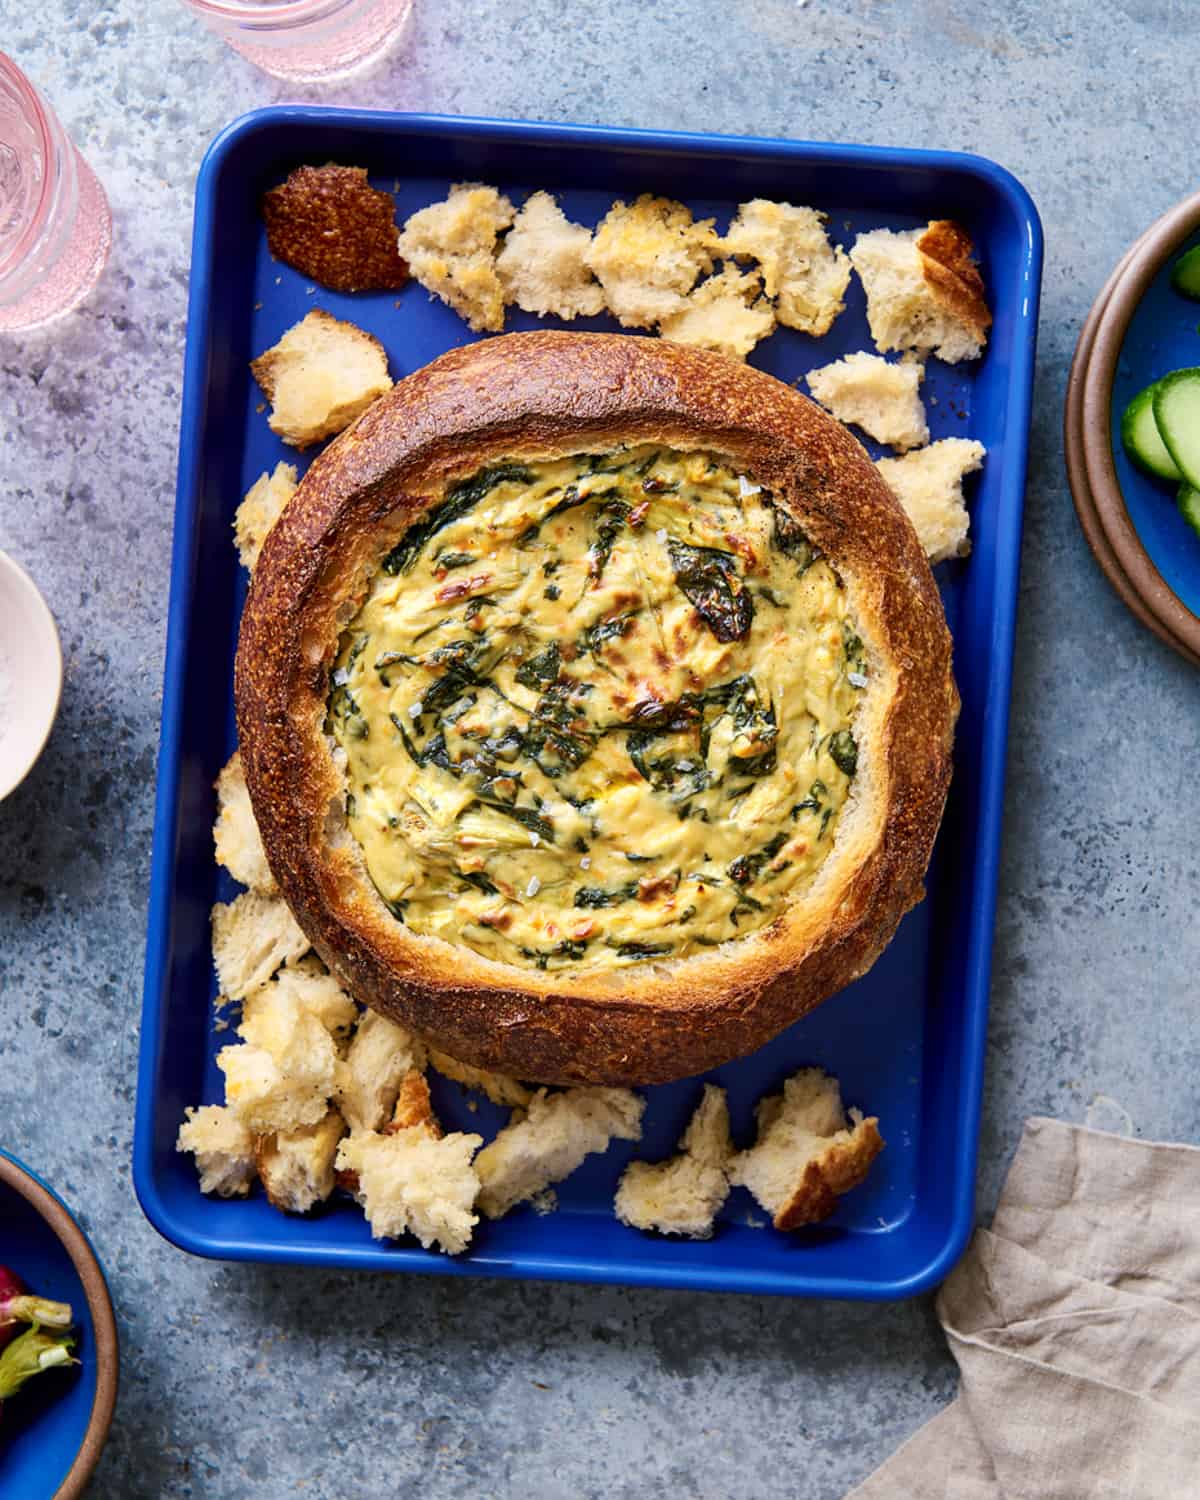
[235,332,957,1086]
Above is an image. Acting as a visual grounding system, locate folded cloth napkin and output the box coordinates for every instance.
[847,1117,1200,1499]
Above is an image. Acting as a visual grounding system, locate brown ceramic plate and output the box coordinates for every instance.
[1075,190,1200,665]
[0,1152,118,1499]
[1064,225,1200,666]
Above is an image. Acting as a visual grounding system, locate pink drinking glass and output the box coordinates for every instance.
[0,54,112,335]
[180,0,415,83]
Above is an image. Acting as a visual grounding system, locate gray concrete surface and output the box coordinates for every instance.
[2,1,1198,1495]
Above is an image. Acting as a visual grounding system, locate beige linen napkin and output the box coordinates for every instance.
[847,1117,1200,1499]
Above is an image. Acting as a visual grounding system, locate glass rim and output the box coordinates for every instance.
[182,0,357,20]
[0,52,58,285]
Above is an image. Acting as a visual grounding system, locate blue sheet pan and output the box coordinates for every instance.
[134,109,1042,1298]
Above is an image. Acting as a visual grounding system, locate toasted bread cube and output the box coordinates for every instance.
[213,751,275,893]
[584,195,719,329]
[475,1087,645,1220]
[728,1069,884,1231]
[615,1084,733,1239]
[250,956,359,1042]
[234,462,297,572]
[334,1008,428,1134]
[849,221,990,363]
[211,889,310,1002]
[876,437,986,563]
[428,1048,532,1109]
[255,1107,346,1214]
[397,182,515,333]
[723,200,851,336]
[250,308,392,449]
[386,1070,440,1136]
[217,985,337,1134]
[177,1104,256,1198]
[495,191,604,320]
[336,1126,483,1254]
[659,266,776,361]
[806,351,929,452]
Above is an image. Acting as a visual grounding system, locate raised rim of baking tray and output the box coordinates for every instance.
[135,108,1042,1298]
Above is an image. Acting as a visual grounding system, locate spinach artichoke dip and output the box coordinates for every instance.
[328,446,866,974]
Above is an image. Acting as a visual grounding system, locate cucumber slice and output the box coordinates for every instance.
[1171,245,1200,300]
[1178,483,1200,540]
[1152,368,1200,488]
[1121,380,1181,481]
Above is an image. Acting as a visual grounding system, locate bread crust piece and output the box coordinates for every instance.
[235,331,957,1086]
[917,221,991,349]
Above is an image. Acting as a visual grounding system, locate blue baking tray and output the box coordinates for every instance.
[134,108,1042,1298]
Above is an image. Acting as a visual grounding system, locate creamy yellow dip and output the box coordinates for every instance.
[329,447,865,972]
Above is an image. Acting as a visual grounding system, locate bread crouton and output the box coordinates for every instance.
[218,983,338,1134]
[428,1048,532,1109]
[177,1104,257,1198]
[211,889,310,1002]
[213,751,275,893]
[255,1107,346,1214]
[475,1087,645,1220]
[875,437,986,563]
[615,1084,733,1239]
[385,1070,440,1136]
[261,164,409,293]
[723,200,851,336]
[659,266,776,361]
[335,1126,483,1254]
[245,955,358,1042]
[250,308,392,449]
[584,195,719,329]
[849,220,990,363]
[334,1007,428,1134]
[234,462,297,572]
[397,182,515,334]
[805,351,929,452]
[495,191,604,320]
[728,1068,884,1230]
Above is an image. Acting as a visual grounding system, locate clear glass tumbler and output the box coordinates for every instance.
[0,54,112,334]
[181,0,415,83]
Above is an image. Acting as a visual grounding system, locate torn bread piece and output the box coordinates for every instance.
[723,200,851,336]
[615,1083,733,1239]
[218,983,338,1135]
[849,220,990,363]
[334,1007,428,1134]
[584,194,719,329]
[876,437,986,563]
[335,1126,483,1254]
[234,462,298,572]
[255,1106,346,1214]
[211,889,310,1002]
[397,182,515,333]
[475,1087,645,1220]
[214,751,275,893]
[728,1068,884,1231]
[496,191,604,320]
[261,164,409,293]
[336,1069,440,1195]
[659,265,776,361]
[245,955,358,1042]
[805,351,929,452]
[428,1048,532,1109]
[177,1104,257,1198]
[250,308,392,449]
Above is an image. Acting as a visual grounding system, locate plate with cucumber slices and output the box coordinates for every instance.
[1070,189,1200,666]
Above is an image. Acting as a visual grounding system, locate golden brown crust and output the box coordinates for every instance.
[262,165,410,293]
[772,1116,885,1231]
[917,220,992,346]
[235,332,957,1086]
[385,1071,440,1137]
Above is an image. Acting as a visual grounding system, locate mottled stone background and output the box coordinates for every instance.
[1,1,1197,1495]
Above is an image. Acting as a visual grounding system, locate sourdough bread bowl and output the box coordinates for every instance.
[235,332,957,1086]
